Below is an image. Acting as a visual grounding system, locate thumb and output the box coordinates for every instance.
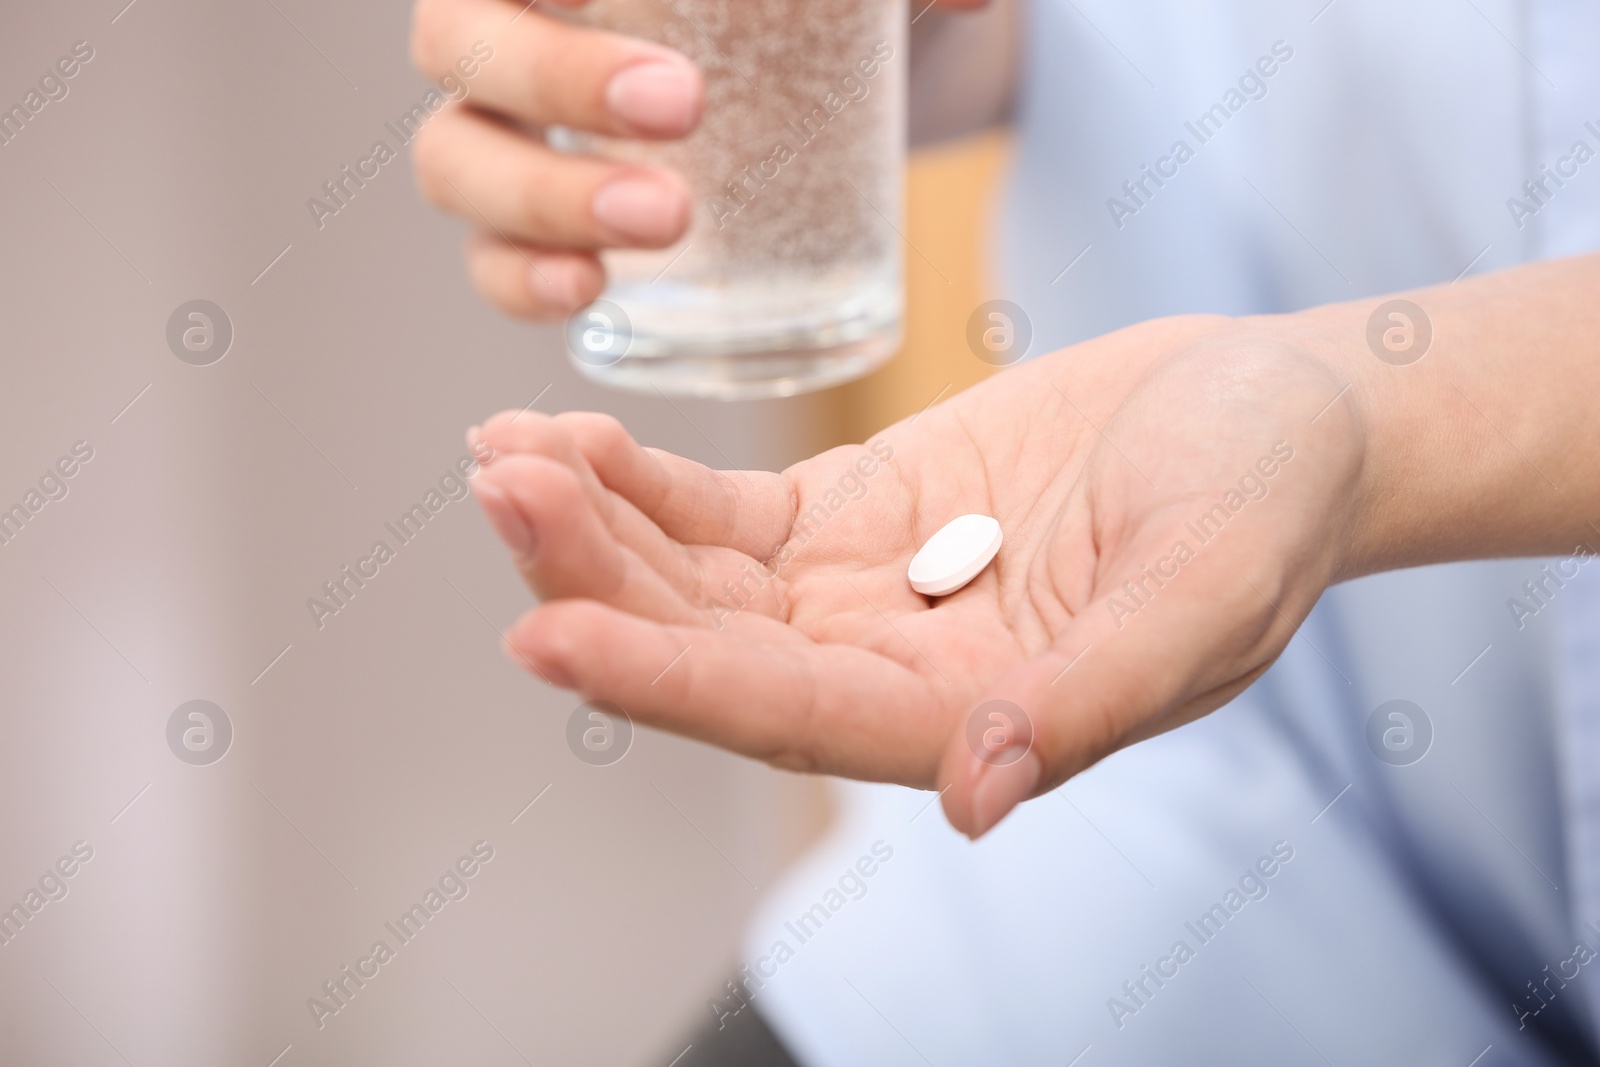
[937,544,1285,838]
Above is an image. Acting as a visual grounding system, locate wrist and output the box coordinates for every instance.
[1242,300,1399,582]
[1256,258,1600,581]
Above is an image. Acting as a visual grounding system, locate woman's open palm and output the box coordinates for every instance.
[471,314,1366,835]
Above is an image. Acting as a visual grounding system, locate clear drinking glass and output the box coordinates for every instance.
[557,0,907,399]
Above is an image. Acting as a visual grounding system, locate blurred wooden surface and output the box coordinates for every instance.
[832,128,1012,442]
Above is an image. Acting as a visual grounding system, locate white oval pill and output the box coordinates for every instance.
[908,514,1003,597]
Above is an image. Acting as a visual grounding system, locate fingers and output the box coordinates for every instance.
[473,454,707,624]
[411,0,703,137]
[462,231,604,318]
[414,106,691,250]
[471,420,788,619]
[505,600,945,781]
[567,414,800,558]
[411,0,702,316]
[476,410,797,559]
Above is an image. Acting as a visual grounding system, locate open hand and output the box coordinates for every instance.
[469,314,1368,835]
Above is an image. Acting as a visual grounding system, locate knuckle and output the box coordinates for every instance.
[519,604,575,669]
[408,0,454,74]
[775,653,823,772]
[461,228,499,264]
[544,463,588,518]
[466,248,538,318]
[515,456,584,516]
[408,120,451,204]
[462,232,504,268]
[525,418,578,462]
[509,171,557,237]
[563,411,630,458]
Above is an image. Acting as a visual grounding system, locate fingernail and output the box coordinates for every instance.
[474,480,538,557]
[592,172,688,245]
[605,58,701,136]
[969,750,1042,838]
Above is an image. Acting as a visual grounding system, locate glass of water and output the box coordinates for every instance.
[558,0,907,399]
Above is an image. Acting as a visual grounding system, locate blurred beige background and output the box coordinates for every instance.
[0,2,1003,1063]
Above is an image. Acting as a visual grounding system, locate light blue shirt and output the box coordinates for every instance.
[741,2,1600,1062]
